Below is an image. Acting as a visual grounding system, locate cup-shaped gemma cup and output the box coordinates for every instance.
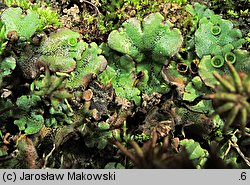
[210,25,221,36]
[211,55,224,68]
[224,52,236,64]
[177,63,189,75]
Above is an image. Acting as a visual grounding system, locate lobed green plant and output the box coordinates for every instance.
[186,3,246,59]
[3,0,61,31]
[180,139,208,169]
[198,50,250,88]
[38,28,84,73]
[0,5,108,135]
[99,13,182,104]
[98,45,141,105]
[84,121,113,150]
[0,1,249,169]
[0,7,59,79]
[0,57,16,88]
[163,2,250,116]
[194,15,244,58]
[66,42,107,89]
[14,112,44,135]
[82,0,187,43]
[1,7,40,41]
[107,13,182,63]
[10,94,43,135]
[208,0,250,46]
[0,72,74,135]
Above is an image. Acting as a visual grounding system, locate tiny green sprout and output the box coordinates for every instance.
[227,10,239,18]
[210,25,221,36]
[240,9,249,16]
[0,130,3,141]
[30,82,35,92]
[224,52,236,64]
[134,133,150,142]
[67,37,78,47]
[160,84,168,88]
[55,72,70,77]
[211,55,224,68]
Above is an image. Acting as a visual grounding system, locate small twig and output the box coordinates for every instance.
[237,130,250,137]
[130,141,144,159]
[224,142,231,157]
[64,99,73,112]
[230,139,250,167]
[42,144,56,169]
[3,133,10,145]
[113,140,137,164]
[81,0,101,26]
